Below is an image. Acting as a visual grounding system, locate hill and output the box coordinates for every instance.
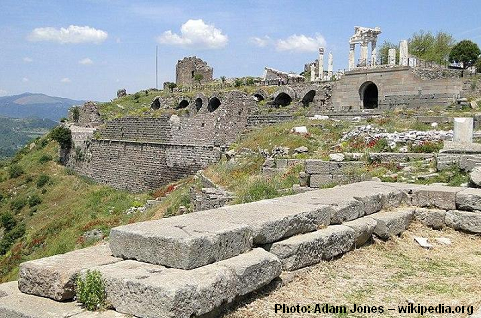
[0,93,84,121]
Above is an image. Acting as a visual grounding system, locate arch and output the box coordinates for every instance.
[301,90,316,107]
[151,96,161,110]
[176,99,189,109]
[208,97,221,112]
[359,81,378,109]
[273,92,292,107]
[253,94,265,102]
[195,98,203,111]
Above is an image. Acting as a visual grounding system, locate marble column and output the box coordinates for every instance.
[318,48,324,80]
[399,40,408,66]
[360,41,368,67]
[327,52,333,79]
[310,63,315,82]
[388,48,396,65]
[349,44,355,71]
[371,40,377,67]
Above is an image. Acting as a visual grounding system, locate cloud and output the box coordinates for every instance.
[0,89,8,96]
[28,25,108,44]
[79,58,93,65]
[22,77,29,82]
[23,57,33,63]
[276,34,326,52]
[158,19,228,49]
[249,36,271,47]
[61,77,71,83]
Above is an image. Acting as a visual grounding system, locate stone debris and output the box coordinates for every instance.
[329,153,345,162]
[434,237,452,245]
[294,146,309,154]
[414,236,433,249]
[291,126,308,134]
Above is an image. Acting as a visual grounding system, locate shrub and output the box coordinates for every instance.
[37,175,50,188]
[39,154,53,164]
[72,106,80,122]
[8,164,24,179]
[0,213,16,231]
[76,270,107,311]
[28,195,42,207]
[0,193,3,202]
[50,126,72,149]
[0,223,26,255]
[236,179,279,204]
[10,197,27,212]
[133,92,141,100]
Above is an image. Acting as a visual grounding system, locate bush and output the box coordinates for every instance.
[72,106,80,122]
[39,154,53,164]
[76,270,107,311]
[0,193,3,202]
[8,164,24,179]
[10,197,27,212]
[37,175,50,188]
[0,213,16,231]
[236,179,279,204]
[50,126,72,149]
[0,223,26,255]
[28,195,42,207]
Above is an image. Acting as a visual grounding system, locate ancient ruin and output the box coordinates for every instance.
[349,26,382,69]
[176,56,213,86]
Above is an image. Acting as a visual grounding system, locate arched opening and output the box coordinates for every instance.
[253,94,265,102]
[301,90,316,107]
[273,92,292,107]
[208,97,221,112]
[151,97,161,110]
[176,99,189,109]
[195,98,203,111]
[360,82,378,109]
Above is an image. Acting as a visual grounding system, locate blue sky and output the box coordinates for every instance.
[0,0,480,101]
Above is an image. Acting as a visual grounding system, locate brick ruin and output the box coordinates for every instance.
[175,56,213,86]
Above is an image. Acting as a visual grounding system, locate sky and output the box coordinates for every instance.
[0,0,481,102]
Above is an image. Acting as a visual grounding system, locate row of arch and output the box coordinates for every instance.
[152,96,222,112]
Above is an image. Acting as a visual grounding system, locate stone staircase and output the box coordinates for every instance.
[2,181,481,317]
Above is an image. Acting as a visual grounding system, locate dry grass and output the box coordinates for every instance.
[225,222,481,318]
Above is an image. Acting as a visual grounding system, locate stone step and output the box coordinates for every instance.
[414,208,446,229]
[89,248,281,318]
[268,225,355,271]
[0,281,127,318]
[384,183,462,210]
[344,216,377,247]
[446,210,481,233]
[456,188,481,211]
[371,208,414,239]
[18,243,121,301]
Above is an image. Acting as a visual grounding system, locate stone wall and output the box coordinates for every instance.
[176,56,213,86]
[305,160,367,188]
[68,102,103,128]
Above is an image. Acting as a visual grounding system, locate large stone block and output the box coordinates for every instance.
[409,185,461,210]
[110,217,252,269]
[371,209,414,239]
[0,281,126,318]
[268,225,355,271]
[414,208,446,229]
[305,160,330,174]
[18,243,121,301]
[445,210,481,233]
[92,248,281,318]
[456,188,481,211]
[344,216,377,247]
[309,174,333,188]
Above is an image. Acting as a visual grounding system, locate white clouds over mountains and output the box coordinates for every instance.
[158,19,228,49]
[28,25,108,44]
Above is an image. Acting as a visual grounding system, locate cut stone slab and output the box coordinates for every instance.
[414,236,433,249]
[469,166,481,187]
[435,237,452,245]
[456,188,481,211]
[414,208,446,230]
[0,281,126,318]
[445,210,481,233]
[91,248,281,318]
[110,217,252,269]
[409,185,461,210]
[268,225,355,271]
[371,209,414,239]
[193,198,332,245]
[344,216,377,247]
[18,243,121,301]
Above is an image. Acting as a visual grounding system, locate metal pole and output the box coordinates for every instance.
[155,46,158,89]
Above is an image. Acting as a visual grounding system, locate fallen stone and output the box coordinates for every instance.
[268,225,355,271]
[92,248,281,318]
[344,216,377,247]
[414,236,433,249]
[110,217,252,270]
[371,209,414,239]
[414,208,446,229]
[329,153,345,162]
[294,146,309,154]
[445,210,481,233]
[291,126,308,134]
[470,166,481,187]
[0,281,126,318]
[434,237,452,245]
[403,184,461,210]
[456,188,481,211]
[18,243,121,301]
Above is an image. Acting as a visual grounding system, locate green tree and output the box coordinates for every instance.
[50,126,72,149]
[220,76,226,85]
[378,41,398,65]
[194,73,203,85]
[8,164,24,179]
[167,82,177,93]
[409,30,455,64]
[475,58,481,73]
[449,40,481,69]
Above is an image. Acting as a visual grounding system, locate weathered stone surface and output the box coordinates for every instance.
[0,281,125,318]
[371,209,414,239]
[18,243,121,301]
[414,208,446,229]
[344,217,377,247]
[93,248,281,318]
[268,225,355,271]
[110,217,252,269]
[305,160,330,174]
[445,210,481,233]
[409,185,461,210]
[456,188,481,211]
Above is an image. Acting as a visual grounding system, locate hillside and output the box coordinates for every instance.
[0,116,57,159]
[0,93,84,121]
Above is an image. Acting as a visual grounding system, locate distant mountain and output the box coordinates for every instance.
[0,93,84,121]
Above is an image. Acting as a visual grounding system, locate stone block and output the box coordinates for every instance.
[305,160,330,174]
[92,248,281,318]
[309,174,333,188]
[414,208,446,229]
[456,188,481,211]
[446,210,481,233]
[0,281,126,318]
[371,209,414,239]
[453,117,473,143]
[344,217,377,247]
[110,217,252,269]
[268,225,355,271]
[18,243,121,301]
[409,185,461,210]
